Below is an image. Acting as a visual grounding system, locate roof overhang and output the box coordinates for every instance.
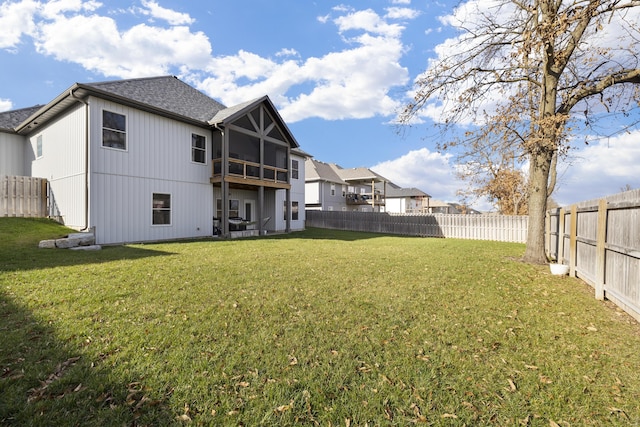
[15,83,210,135]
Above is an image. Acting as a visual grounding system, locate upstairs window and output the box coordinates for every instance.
[152,193,171,225]
[291,159,299,179]
[102,110,126,150]
[192,133,206,164]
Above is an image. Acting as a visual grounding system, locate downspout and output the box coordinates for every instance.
[70,88,90,231]
[213,122,229,237]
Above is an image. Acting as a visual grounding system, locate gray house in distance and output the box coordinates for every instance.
[383,186,432,213]
[305,158,389,212]
[0,76,307,243]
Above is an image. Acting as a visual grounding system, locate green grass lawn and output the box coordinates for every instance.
[1,218,640,426]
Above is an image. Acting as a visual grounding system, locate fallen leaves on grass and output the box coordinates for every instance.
[274,400,294,414]
[27,356,80,402]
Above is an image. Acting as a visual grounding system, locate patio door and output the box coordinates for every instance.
[245,200,255,222]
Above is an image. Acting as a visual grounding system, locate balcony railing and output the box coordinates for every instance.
[346,193,385,206]
[212,158,288,184]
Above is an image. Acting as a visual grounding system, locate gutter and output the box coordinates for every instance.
[70,88,90,231]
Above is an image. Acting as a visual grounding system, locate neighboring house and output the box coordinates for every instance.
[383,187,432,213]
[0,76,306,244]
[305,159,389,212]
[426,200,481,214]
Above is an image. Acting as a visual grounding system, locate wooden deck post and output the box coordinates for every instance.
[594,199,607,300]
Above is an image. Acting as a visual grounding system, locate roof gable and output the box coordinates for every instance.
[210,96,299,148]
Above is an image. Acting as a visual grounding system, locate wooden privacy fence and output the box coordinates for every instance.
[0,176,48,218]
[546,189,640,322]
[306,210,528,243]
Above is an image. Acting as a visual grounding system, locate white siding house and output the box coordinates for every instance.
[0,76,307,244]
[305,158,388,212]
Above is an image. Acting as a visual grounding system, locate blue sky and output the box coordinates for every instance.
[1,0,639,210]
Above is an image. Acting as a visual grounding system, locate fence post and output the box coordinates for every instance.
[40,178,48,217]
[594,199,607,300]
[569,205,578,277]
[557,208,566,264]
[545,210,551,258]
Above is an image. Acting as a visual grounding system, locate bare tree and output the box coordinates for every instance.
[400,0,640,263]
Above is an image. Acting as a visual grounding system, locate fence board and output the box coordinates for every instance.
[0,176,48,218]
[546,189,640,323]
[305,211,528,243]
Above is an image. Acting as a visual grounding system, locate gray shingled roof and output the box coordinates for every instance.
[6,76,300,152]
[385,187,431,198]
[86,76,226,123]
[328,163,390,183]
[209,97,262,124]
[305,159,346,184]
[0,105,44,131]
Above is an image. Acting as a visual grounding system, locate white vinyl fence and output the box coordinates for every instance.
[306,211,528,243]
[0,176,48,218]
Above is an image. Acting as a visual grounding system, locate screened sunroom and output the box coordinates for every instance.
[209,96,300,237]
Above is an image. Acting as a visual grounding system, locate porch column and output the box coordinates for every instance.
[371,180,375,212]
[222,127,229,236]
[383,181,387,213]
[258,186,264,235]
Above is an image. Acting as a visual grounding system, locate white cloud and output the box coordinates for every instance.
[334,9,404,38]
[275,48,299,58]
[555,131,640,205]
[191,7,410,123]
[41,0,101,19]
[0,0,38,49]
[139,0,194,26]
[1,1,411,123]
[317,14,329,24]
[385,7,420,20]
[0,98,13,112]
[391,0,411,4]
[195,32,408,123]
[372,148,464,203]
[34,14,212,78]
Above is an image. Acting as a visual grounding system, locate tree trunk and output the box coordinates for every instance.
[523,150,553,264]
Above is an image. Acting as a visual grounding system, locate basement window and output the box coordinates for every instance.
[102,110,126,150]
[283,201,299,220]
[152,193,171,225]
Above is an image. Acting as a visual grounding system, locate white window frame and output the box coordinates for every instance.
[152,192,172,226]
[191,133,207,164]
[36,135,43,158]
[291,159,299,179]
[102,109,127,151]
[216,199,240,219]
